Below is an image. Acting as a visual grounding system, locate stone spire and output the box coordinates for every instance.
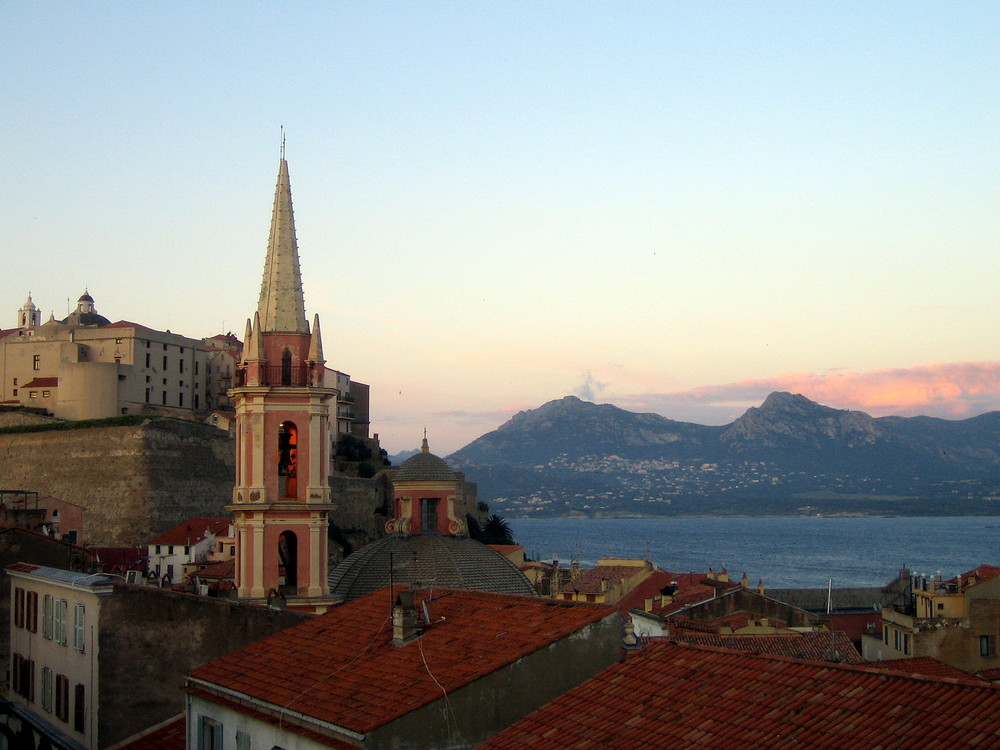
[257,158,308,333]
[307,313,325,364]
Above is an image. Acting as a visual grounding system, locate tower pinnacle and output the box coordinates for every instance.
[256,157,308,333]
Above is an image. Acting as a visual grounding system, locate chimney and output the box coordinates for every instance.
[719,567,729,583]
[757,579,765,596]
[741,572,749,589]
[392,590,422,646]
[644,598,653,612]
[622,620,641,652]
[707,567,716,581]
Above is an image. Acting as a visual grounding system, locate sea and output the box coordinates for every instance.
[509,516,1000,589]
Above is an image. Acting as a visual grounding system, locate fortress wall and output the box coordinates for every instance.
[0,418,234,546]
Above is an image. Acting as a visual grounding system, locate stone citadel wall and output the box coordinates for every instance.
[0,415,234,546]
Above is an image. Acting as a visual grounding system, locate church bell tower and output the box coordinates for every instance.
[229,154,336,613]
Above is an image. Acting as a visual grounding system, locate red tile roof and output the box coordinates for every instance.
[110,715,185,750]
[188,586,617,735]
[101,320,158,331]
[150,518,231,546]
[558,565,645,595]
[478,641,1000,749]
[670,631,863,663]
[192,558,235,580]
[875,657,974,680]
[22,377,58,388]
[621,570,741,619]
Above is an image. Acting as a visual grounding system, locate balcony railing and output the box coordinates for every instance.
[234,366,311,388]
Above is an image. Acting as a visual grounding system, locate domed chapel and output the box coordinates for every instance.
[327,437,537,602]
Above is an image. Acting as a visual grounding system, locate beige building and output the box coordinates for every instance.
[7,563,113,749]
[1,292,211,420]
[864,566,1000,673]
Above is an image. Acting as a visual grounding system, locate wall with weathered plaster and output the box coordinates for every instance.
[97,585,306,747]
[370,609,623,750]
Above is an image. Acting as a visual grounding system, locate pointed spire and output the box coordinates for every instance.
[421,430,430,454]
[251,312,265,361]
[241,318,254,364]
[307,314,325,363]
[257,157,308,333]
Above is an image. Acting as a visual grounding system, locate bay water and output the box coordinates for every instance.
[509,516,1000,588]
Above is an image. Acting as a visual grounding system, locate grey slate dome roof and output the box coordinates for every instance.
[394,450,455,482]
[328,534,538,602]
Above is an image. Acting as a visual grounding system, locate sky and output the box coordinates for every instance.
[2,2,999,456]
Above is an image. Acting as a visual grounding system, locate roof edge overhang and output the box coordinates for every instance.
[185,678,366,743]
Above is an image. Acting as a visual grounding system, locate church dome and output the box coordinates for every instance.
[328,534,538,602]
[394,437,455,483]
[60,290,111,327]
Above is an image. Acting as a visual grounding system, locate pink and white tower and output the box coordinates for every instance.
[229,153,336,613]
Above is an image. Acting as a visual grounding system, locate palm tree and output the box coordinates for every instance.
[481,514,515,545]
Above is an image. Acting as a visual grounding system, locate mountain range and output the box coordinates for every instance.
[447,393,1000,517]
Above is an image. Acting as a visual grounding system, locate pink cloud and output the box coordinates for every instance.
[616,361,1000,425]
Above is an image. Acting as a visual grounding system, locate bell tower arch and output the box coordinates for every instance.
[229,156,336,613]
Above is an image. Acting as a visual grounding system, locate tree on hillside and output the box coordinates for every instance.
[481,514,515,546]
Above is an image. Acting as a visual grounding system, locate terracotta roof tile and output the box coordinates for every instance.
[150,518,231,545]
[478,641,1000,749]
[189,586,617,735]
[875,657,975,680]
[110,715,185,750]
[670,631,863,663]
[22,377,58,388]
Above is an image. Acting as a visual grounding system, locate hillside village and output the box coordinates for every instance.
[4,159,1000,748]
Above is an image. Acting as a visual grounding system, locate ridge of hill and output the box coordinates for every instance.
[448,394,1000,517]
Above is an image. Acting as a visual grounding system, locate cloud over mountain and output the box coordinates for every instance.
[618,361,1000,425]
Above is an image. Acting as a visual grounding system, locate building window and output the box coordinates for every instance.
[29,391,37,398]
[14,587,24,628]
[198,716,223,750]
[41,666,53,712]
[12,389,16,396]
[163,356,168,370]
[43,594,53,638]
[13,654,35,702]
[236,730,251,750]
[42,390,50,398]
[179,359,185,373]
[194,394,200,409]
[74,683,86,732]
[115,338,123,344]
[195,361,200,376]
[33,354,40,370]
[179,393,184,407]
[162,392,167,406]
[13,377,17,385]
[421,498,439,531]
[145,353,151,367]
[903,633,911,655]
[56,674,70,721]
[145,388,151,403]
[184,545,191,556]
[981,635,997,658]
[74,604,86,652]
[27,591,38,632]
[54,598,68,645]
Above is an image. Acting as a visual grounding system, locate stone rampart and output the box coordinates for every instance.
[0,418,234,545]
